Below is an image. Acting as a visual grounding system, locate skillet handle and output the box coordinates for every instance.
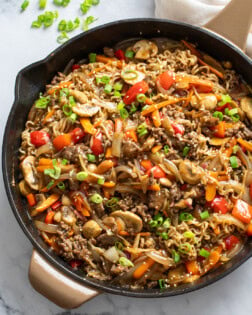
[205,0,252,51]
[29,249,100,309]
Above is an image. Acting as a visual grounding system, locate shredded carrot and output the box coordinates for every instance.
[237,138,252,152]
[96,55,116,63]
[151,145,162,154]
[102,181,116,188]
[42,108,55,124]
[133,257,155,279]
[48,81,72,95]
[218,175,229,181]
[183,89,194,108]
[205,172,218,202]
[68,229,74,237]
[147,184,160,191]
[141,97,188,116]
[80,118,95,134]
[119,231,130,236]
[163,209,169,217]
[181,40,202,58]
[223,138,237,157]
[41,232,53,246]
[137,232,151,237]
[185,260,200,275]
[31,194,60,216]
[145,98,154,105]
[26,193,36,207]
[213,226,220,235]
[80,208,90,217]
[151,110,161,127]
[105,147,112,158]
[198,58,224,79]
[125,129,138,142]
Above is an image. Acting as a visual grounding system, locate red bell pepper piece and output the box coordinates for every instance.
[232,199,252,223]
[157,71,175,90]
[51,200,62,211]
[30,131,50,147]
[147,166,166,178]
[209,195,229,214]
[90,131,104,156]
[69,259,83,269]
[72,64,80,71]
[114,49,125,60]
[180,184,188,191]
[215,103,232,112]
[123,81,149,105]
[45,210,55,224]
[71,128,86,144]
[224,235,239,250]
[171,123,185,135]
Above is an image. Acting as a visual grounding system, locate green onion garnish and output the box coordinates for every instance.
[213,111,223,121]
[57,31,69,44]
[69,113,77,122]
[149,219,158,228]
[231,114,240,122]
[63,104,72,116]
[115,241,124,251]
[182,146,190,157]
[35,95,51,109]
[114,91,121,97]
[136,93,147,103]
[179,212,193,222]
[172,250,180,263]
[76,171,88,181]
[97,178,105,185]
[46,180,55,189]
[87,154,96,162]
[178,243,191,254]
[158,279,165,290]
[230,156,239,168]
[105,197,119,208]
[163,145,169,154]
[219,94,232,106]
[183,231,195,239]
[90,193,103,204]
[82,16,97,31]
[53,0,70,7]
[163,218,171,229]
[137,123,148,137]
[113,82,123,91]
[130,103,137,113]
[125,50,134,59]
[160,232,168,240]
[57,181,65,190]
[44,165,61,179]
[89,53,96,63]
[69,96,76,107]
[200,210,210,220]
[61,159,68,165]
[232,145,239,154]
[21,0,29,11]
[39,0,47,9]
[121,70,138,81]
[120,108,129,119]
[228,108,238,116]
[119,257,134,267]
[104,84,113,94]
[199,248,210,258]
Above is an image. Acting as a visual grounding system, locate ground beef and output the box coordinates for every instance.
[148,189,169,211]
[60,143,89,164]
[122,140,142,158]
[131,203,151,223]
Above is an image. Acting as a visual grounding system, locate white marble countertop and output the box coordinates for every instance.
[0,0,252,314]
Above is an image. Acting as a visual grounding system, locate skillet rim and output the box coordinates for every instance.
[2,18,252,298]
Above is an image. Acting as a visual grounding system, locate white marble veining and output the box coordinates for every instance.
[0,1,252,314]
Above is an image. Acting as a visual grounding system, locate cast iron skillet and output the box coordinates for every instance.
[2,16,252,308]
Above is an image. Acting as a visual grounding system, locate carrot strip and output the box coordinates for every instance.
[105,147,112,158]
[42,108,55,124]
[96,55,116,63]
[237,138,252,152]
[103,188,111,199]
[31,194,60,216]
[93,119,103,128]
[26,193,36,207]
[185,260,200,275]
[140,160,153,171]
[181,40,202,58]
[213,226,220,235]
[48,81,73,95]
[39,158,53,166]
[133,258,155,279]
[119,231,130,236]
[198,58,224,80]
[37,165,53,172]
[147,184,160,191]
[80,118,95,134]
[125,129,138,142]
[102,181,116,188]
[151,110,161,127]
[137,232,151,237]
[183,89,194,108]
[141,97,188,116]
[205,172,218,202]
[151,145,162,154]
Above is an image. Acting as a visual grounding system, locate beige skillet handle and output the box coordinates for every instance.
[205,0,252,50]
[29,250,100,309]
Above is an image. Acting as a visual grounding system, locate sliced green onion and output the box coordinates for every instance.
[82,16,97,31]
[137,123,148,137]
[219,94,232,106]
[136,93,147,103]
[172,250,180,263]
[89,53,96,63]
[179,212,193,222]
[87,154,96,162]
[115,241,124,251]
[57,182,65,190]
[44,165,61,179]
[162,218,171,229]
[232,145,239,154]
[69,96,76,107]
[231,114,240,122]
[39,0,47,9]
[141,105,149,112]
[125,50,134,59]
[32,20,42,28]
[213,111,223,121]
[149,219,158,228]
[114,91,121,97]
[199,248,210,258]
[53,0,70,7]
[80,0,92,14]
[46,180,55,189]
[113,82,123,91]
[21,0,29,11]
[105,197,119,208]
[228,108,238,116]
[120,108,129,119]
[158,279,165,290]
[69,113,77,122]
[58,20,67,31]
[60,88,70,98]
[178,243,191,254]
[119,257,134,267]
[121,70,138,81]
[52,159,57,167]
[92,0,100,5]
[90,193,103,204]
[160,232,168,240]
[104,84,112,94]
[63,104,72,116]
[224,108,230,115]
[163,145,169,154]
[230,156,239,168]
[61,159,68,165]
[200,210,210,220]
[35,95,51,109]
[182,146,190,157]
[130,103,137,113]
[97,178,105,185]
[76,171,88,181]
[183,231,195,239]
[57,31,69,44]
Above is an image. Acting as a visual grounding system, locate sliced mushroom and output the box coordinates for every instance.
[83,220,102,238]
[18,179,31,196]
[72,104,100,117]
[111,210,143,233]
[241,97,252,121]
[133,40,158,60]
[191,94,218,110]
[121,68,145,85]
[61,206,77,225]
[103,216,117,231]
[20,156,40,190]
[179,160,203,185]
[69,90,88,103]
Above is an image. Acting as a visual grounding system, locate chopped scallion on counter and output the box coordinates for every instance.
[57,31,69,44]
[39,0,47,9]
[21,0,29,11]
[82,16,97,31]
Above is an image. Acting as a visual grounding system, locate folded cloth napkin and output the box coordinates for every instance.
[155,0,252,57]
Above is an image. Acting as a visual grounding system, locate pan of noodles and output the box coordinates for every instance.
[2,0,252,309]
